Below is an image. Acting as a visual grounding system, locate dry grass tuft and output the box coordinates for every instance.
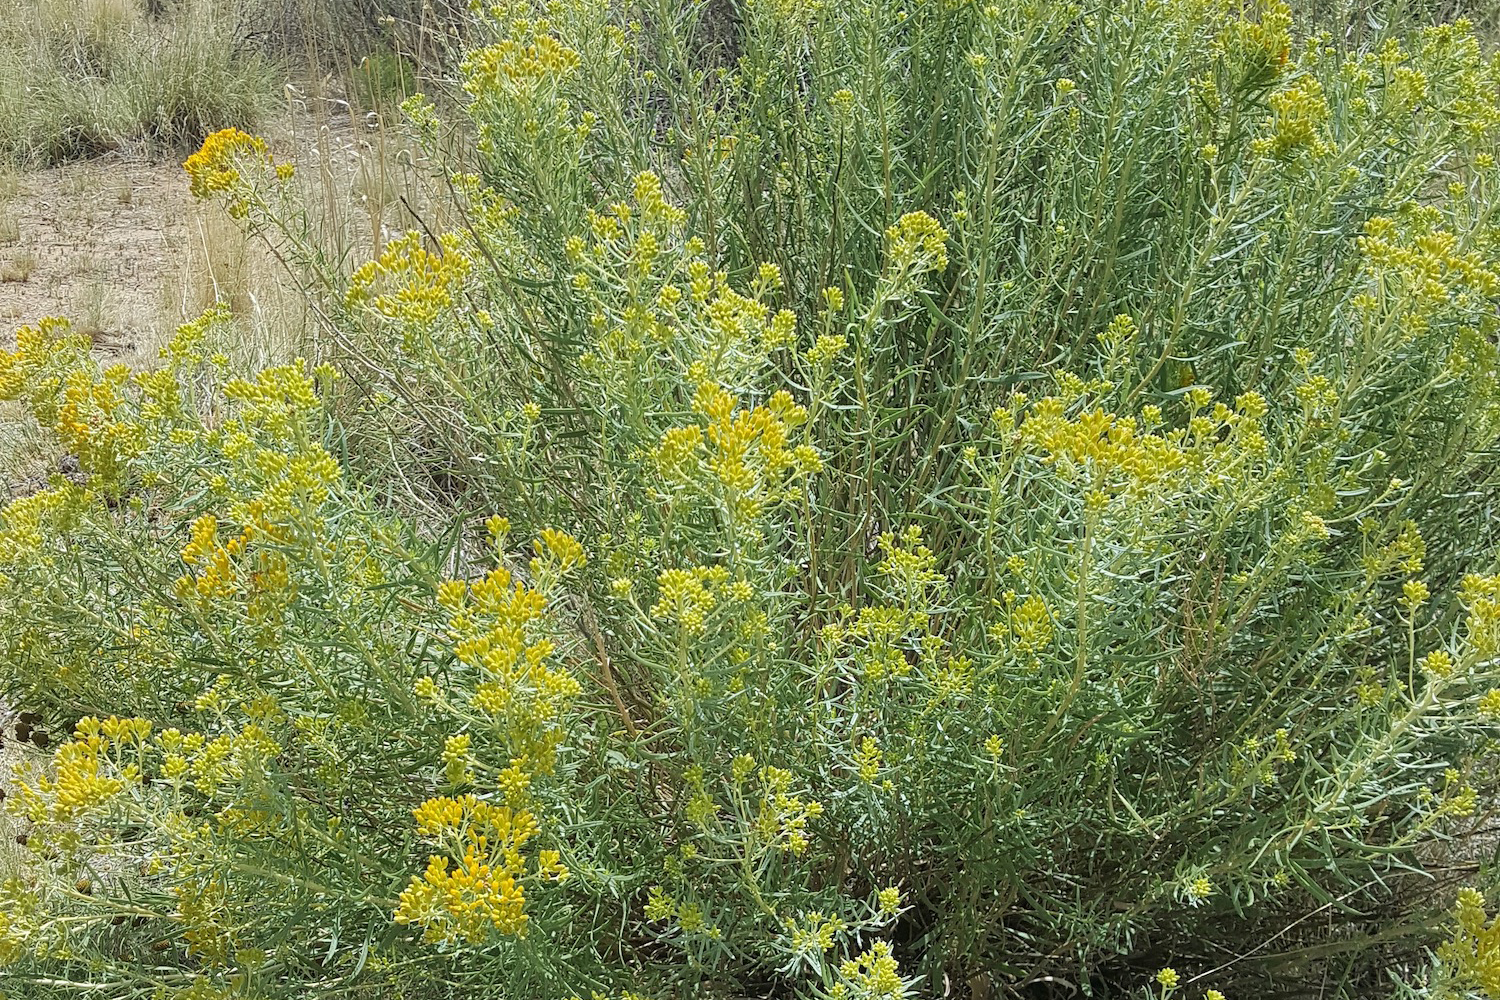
[0,0,277,165]
[0,251,36,283]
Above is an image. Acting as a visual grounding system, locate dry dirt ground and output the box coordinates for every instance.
[0,157,196,364]
[0,109,384,361]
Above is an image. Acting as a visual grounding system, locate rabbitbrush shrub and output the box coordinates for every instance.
[6,1,1500,997]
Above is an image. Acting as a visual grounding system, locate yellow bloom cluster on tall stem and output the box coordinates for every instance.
[346,232,473,350]
[395,793,543,942]
[183,127,294,218]
[1438,888,1500,996]
[399,530,585,945]
[7,717,151,832]
[654,381,819,528]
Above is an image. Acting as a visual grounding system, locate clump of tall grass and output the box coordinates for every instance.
[233,0,469,65]
[0,0,275,165]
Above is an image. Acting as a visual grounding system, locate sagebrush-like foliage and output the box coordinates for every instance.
[6,2,1500,999]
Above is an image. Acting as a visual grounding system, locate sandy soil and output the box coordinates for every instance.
[0,156,196,363]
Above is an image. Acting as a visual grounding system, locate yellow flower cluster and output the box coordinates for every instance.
[1357,210,1500,338]
[990,592,1054,666]
[463,32,581,100]
[175,879,235,965]
[854,736,883,784]
[8,716,150,828]
[747,0,826,33]
[1230,729,1297,787]
[183,128,292,216]
[692,266,796,358]
[747,763,823,856]
[0,316,79,404]
[820,567,946,687]
[219,363,344,535]
[0,906,29,967]
[644,883,675,921]
[0,317,149,491]
[1421,649,1454,679]
[443,733,476,785]
[885,211,949,274]
[433,543,581,778]
[630,170,687,230]
[395,847,529,943]
[1215,0,1291,83]
[642,882,719,938]
[0,481,87,570]
[533,527,587,573]
[1435,769,1479,819]
[569,174,811,400]
[183,128,269,198]
[877,527,944,602]
[1383,44,1429,114]
[806,332,848,369]
[134,356,342,636]
[223,361,320,430]
[682,764,717,827]
[1097,313,1139,363]
[786,910,847,955]
[1441,44,1500,147]
[1018,398,1182,486]
[537,848,570,882]
[0,306,252,510]
[653,382,818,522]
[346,232,473,342]
[1010,384,1267,499]
[832,941,907,1000]
[155,722,283,799]
[651,564,729,633]
[412,793,539,846]
[398,787,560,943]
[56,360,140,486]
[176,514,296,630]
[1438,887,1500,996]
[1256,75,1332,160]
[1462,574,1500,662]
[176,514,247,605]
[162,301,232,370]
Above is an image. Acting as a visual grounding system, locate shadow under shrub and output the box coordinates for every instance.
[5,1,1500,999]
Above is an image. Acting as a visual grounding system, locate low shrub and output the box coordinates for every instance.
[4,1,1500,998]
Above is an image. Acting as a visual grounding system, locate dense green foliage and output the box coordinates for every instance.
[6,1,1500,998]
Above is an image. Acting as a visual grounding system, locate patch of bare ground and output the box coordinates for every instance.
[0,101,447,366]
[0,156,192,364]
